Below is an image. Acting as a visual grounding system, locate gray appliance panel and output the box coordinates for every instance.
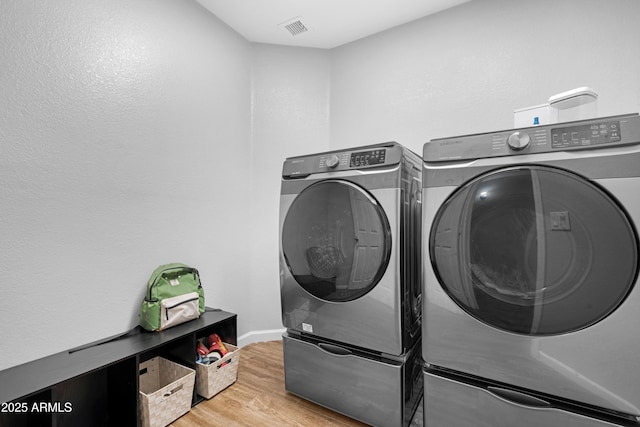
[282,141,419,178]
[424,113,640,163]
[281,186,403,355]
[422,177,640,415]
[283,333,422,427]
[280,146,421,356]
[423,370,624,427]
[421,116,640,416]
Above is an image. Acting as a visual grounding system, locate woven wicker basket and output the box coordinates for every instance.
[139,357,195,427]
[195,343,239,399]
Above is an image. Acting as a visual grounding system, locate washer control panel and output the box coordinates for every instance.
[424,114,640,162]
[550,120,621,148]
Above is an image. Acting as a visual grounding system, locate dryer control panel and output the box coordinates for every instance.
[424,113,640,162]
[349,148,386,167]
[283,143,405,177]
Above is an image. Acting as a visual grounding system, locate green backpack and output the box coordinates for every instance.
[139,263,205,331]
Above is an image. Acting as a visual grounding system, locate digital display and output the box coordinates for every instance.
[350,149,386,167]
[551,120,621,149]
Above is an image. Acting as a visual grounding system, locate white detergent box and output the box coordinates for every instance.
[514,103,551,127]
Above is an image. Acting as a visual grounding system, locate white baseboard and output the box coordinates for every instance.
[237,328,286,347]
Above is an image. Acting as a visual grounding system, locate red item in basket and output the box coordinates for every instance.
[197,341,210,356]
[208,333,228,356]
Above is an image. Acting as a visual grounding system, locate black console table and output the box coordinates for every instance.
[0,309,237,427]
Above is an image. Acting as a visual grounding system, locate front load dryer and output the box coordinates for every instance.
[279,142,423,426]
[422,114,640,427]
[280,142,422,357]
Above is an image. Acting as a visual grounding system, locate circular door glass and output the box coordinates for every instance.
[282,180,391,302]
[430,165,638,335]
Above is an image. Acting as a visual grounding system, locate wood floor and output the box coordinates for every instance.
[171,340,422,427]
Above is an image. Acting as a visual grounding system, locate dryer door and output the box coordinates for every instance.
[282,179,392,302]
[430,165,638,335]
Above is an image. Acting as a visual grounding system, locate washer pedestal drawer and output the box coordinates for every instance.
[283,332,422,427]
[423,369,627,427]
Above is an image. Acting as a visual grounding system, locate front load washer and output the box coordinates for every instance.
[280,142,422,356]
[279,142,423,426]
[422,114,640,427]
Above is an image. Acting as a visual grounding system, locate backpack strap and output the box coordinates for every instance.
[68,326,142,354]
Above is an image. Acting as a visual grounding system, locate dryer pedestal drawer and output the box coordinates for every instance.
[423,370,627,427]
[283,333,422,427]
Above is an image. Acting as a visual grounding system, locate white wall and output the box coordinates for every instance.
[2,0,639,372]
[330,0,640,154]
[0,0,252,370]
[246,44,331,341]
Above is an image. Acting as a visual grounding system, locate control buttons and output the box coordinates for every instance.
[349,149,386,167]
[507,131,531,151]
[551,120,622,149]
[326,154,340,169]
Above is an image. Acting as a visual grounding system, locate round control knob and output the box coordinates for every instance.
[507,131,531,151]
[326,154,340,168]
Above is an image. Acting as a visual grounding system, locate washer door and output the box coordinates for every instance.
[282,180,392,302]
[430,165,638,335]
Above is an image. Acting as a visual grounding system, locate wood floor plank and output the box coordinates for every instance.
[171,341,369,427]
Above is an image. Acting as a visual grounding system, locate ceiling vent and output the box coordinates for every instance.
[279,16,309,37]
